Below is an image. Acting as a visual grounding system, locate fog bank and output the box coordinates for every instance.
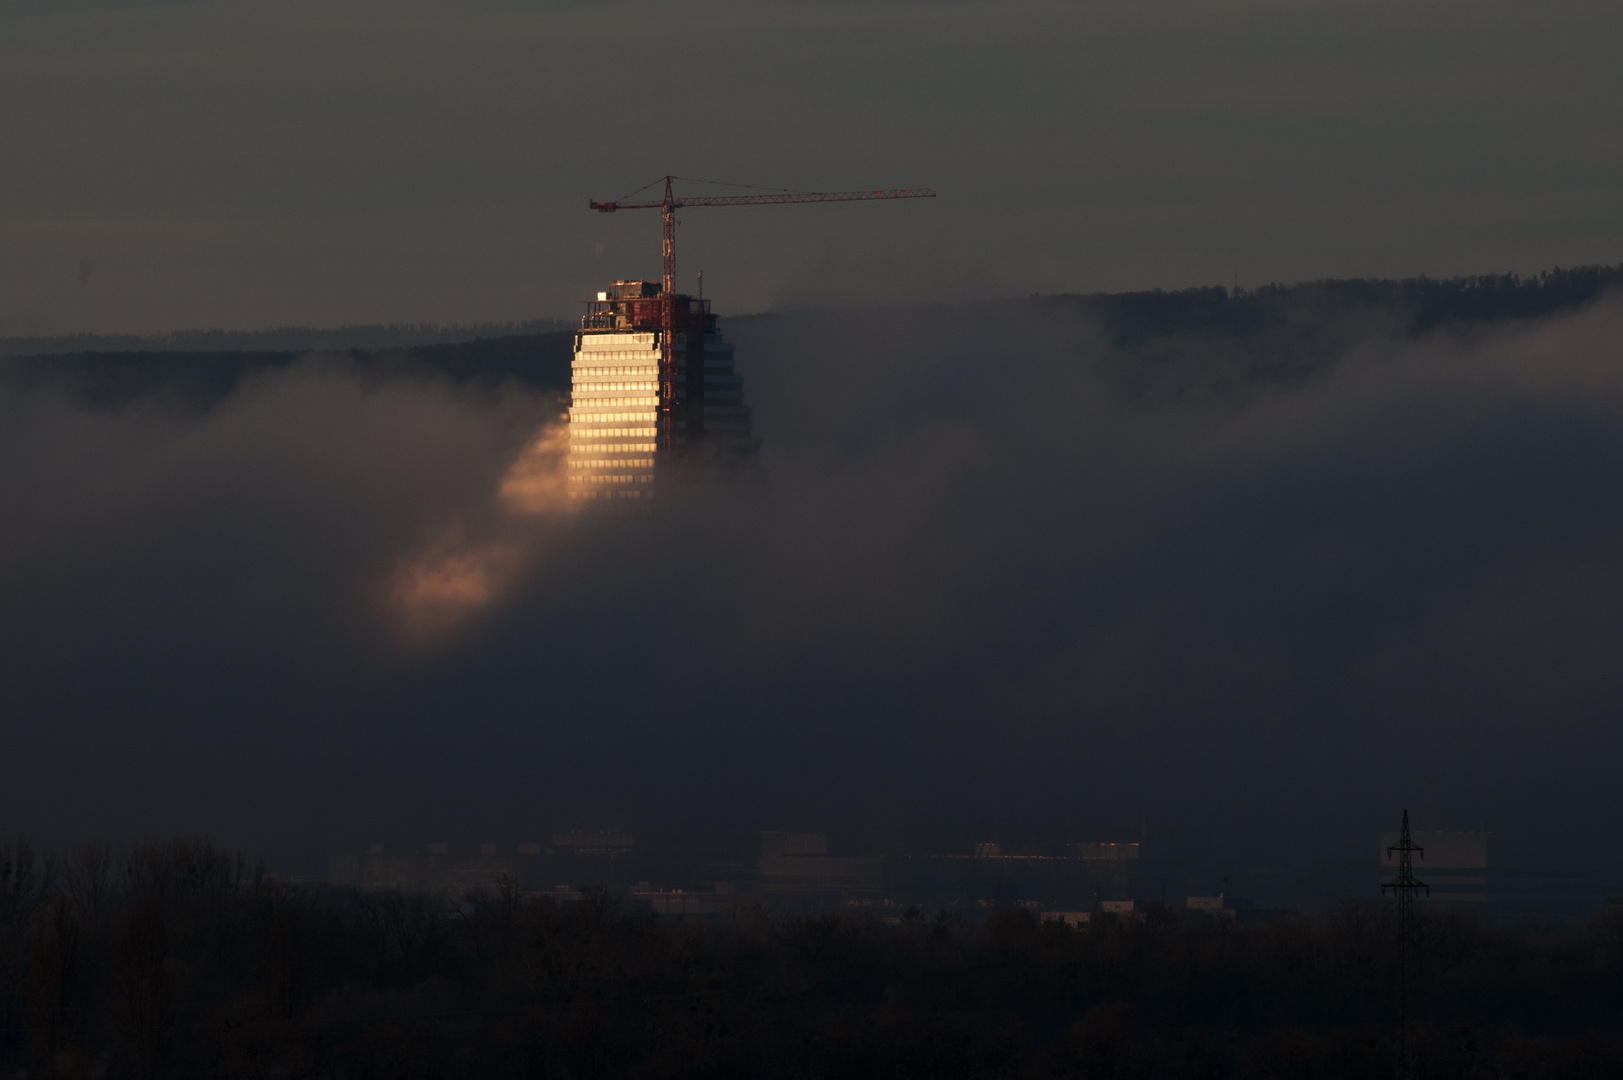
[4,293,1623,874]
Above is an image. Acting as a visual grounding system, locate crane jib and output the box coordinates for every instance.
[586,177,933,464]
[588,189,935,212]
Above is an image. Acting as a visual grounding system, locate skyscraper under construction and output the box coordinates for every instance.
[567,280,757,503]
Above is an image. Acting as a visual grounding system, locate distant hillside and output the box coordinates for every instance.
[0,331,575,408]
[0,319,570,358]
[4,265,1617,408]
[1045,264,1623,395]
[1062,264,1623,345]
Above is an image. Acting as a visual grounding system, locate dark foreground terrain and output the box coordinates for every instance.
[3,838,1623,1080]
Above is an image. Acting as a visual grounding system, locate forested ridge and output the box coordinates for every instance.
[4,838,1623,1079]
[4,265,1619,411]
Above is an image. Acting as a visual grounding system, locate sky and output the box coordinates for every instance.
[1,0,1621,335]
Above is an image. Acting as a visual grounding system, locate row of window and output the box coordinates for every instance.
[571,426,655,437]
[576,348,657,360]
[569,458,655,469]
[568,474,656,485]
[570,412,656,422]
[574,381,657,391]
[576,380,736,390]
[572,365,658,376]
[568,489,648,500]
[569,440,656,451]
[573,397,657,410]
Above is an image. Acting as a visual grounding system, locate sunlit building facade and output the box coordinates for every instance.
[567,279,757,503]
[567,324,661,503]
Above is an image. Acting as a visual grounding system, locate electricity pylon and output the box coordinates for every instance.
[1382,809,1428,1079]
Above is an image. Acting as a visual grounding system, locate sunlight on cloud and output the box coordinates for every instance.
[386,421,574,645]
[496,421,572,514]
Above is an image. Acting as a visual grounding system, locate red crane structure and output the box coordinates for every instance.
[589,175,934,458]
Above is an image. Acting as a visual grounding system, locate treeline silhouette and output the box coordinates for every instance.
[0,321,571,360]
[4,264,1619,412]
[1069,265,1623,347]
[4,838,1623,1078]
[1046,265,1623,398]
[0,332,574,410]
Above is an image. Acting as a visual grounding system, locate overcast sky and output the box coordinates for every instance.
[1,0,1619,335]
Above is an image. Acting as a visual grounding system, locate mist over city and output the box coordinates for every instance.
[3,0,1623,1076]
[4,274,1621,873]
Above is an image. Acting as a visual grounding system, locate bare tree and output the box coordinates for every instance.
[0,835,57,1066]
[61,840,116,922]
[252,909,304,1023]
[113,900,172,1080]
[0,835,57,932]
[26,896,82,1064]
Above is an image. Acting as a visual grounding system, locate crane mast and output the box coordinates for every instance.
[590,176,934,461]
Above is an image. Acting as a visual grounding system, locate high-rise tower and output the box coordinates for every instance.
[566,280,757,504]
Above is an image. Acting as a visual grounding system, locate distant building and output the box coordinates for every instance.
[757,831,882,907]
[970,841,1139,861]
[761,831,829,857]
[1063,843,1140,860]
[328,843,517,891]
[1186,894,1237,919]
[328,821,638,894]
[548,811,636,857]
[631,882,742,916]
[568,280,757,505]
[886,840,1142,909]
[535,812,639,893]
[1041,911,1091,926]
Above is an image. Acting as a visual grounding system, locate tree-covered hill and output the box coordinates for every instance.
[4,265,1617,410]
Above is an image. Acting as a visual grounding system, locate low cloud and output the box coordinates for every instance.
[386,421,574,646]
[4,297,1623,874]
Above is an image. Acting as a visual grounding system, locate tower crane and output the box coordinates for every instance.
[589,175,934,458]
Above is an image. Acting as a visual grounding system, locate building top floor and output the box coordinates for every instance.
[581,279,715,333]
